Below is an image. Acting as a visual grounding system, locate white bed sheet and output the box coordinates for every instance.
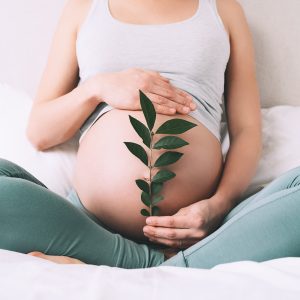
[0,249,300,299]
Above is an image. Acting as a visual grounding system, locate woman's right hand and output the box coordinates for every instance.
[84,68,197,115]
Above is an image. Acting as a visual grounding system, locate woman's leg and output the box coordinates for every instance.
[161,166,300,268]
[0,158,165,268]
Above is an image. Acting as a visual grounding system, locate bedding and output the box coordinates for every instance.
[0,249,300,299]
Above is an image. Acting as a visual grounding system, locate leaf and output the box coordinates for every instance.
[139,90,156,131]
[141,209,150,216]
[153,136,189,150]
[151,206,160,216]
[152,169,176,183]
[156,118,197,134]
[152,195,164,205]
[141,191,151,207]
[129,115,151,148]
[151,182,163,195]
[154,151,183,167]
[135,179,150,194]
[124,142,148,166]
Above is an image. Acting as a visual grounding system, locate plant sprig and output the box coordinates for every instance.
[124,90,197,216]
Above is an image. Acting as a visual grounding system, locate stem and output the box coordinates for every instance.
[149,131,154,216]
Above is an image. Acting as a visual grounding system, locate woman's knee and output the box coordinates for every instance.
[0,158,47,188]
[0,158,19,177]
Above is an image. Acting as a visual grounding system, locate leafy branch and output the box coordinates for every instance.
[124,90,197,216]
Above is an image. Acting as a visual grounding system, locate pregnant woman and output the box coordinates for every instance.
[1,0,300,268]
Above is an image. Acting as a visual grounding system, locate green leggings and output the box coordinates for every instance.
[1,158,300,269]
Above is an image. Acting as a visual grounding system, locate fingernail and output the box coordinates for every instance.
[183,106,190,112]
[146,218,153,225]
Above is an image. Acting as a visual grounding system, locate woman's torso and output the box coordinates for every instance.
[73,0,229,241]
[76,0,230,142]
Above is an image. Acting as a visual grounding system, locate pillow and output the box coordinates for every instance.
[221,105,300,199]
[1,83,300,200]
[0,83,79,197]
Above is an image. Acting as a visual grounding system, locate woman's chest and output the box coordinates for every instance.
[76,18,229,83]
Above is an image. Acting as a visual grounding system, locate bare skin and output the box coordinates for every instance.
[26,0,262,265]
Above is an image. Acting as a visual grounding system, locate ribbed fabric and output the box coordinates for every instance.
[76,0,230,143]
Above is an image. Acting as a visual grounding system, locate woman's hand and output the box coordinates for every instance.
[143,198,228,249]
[27,251,86,265]
[84,67,197,115]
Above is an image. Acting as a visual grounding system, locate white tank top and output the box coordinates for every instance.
[76,0,230,142]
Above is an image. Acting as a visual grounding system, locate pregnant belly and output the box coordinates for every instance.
[73,108,224,242]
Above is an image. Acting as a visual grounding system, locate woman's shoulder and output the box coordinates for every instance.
[215,0,249,39]
[60,0,95,37]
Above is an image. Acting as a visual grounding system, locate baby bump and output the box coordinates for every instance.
[72,108,224,241]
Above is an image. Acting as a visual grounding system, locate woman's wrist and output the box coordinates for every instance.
[80,73,106,106]
[207,194,235,218]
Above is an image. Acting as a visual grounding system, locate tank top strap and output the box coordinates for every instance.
[80,0,108,29]
[205,0,229,38]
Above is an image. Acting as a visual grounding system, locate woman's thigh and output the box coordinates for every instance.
[161,166,300,269]
[0,158,165,268]
[221,166,300,224]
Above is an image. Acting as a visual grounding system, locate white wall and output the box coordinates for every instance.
[0,0,65,97]
[0,0,299,107]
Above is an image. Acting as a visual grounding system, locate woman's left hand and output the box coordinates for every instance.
[143,198,228,249]
[27,251,86,264]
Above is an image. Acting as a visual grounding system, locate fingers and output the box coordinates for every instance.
[143,92,177,115]
[151,84,197,114]
[145,70,170,82]
[152,79,195,106]
[153,103,177,115]
[143,70,197,113]
[144,224,204,240]
[144,92,193,115]
[146,235,197,249]
[150,85,194,114]
[145,215,193,229]
[144,226,194,239]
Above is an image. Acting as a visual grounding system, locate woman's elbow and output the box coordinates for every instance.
[25,122,48,151]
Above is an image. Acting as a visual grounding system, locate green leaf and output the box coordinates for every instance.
[129,115,151,148]
[152,206,160,216]
[153,136,189,150]
[152,195,164,205]
[135,179,150,193]
[152,169,176,183]
[151,182,163,195]
[141,208,150,216]
[156,118,197,134]
[124,142,148,166]
[141,191,151,207]
[154,151,183,167]
[139,90,156,131]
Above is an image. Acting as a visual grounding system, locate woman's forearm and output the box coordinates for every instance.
[209,128,262,216]
[26,82,100,151]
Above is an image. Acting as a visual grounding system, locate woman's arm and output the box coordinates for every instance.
[26,0,102,151]
[27,0,196,151]
[209,0,262,215]
[143,0,262,249]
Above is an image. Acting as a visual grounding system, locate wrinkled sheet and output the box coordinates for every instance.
[0,249,299,300]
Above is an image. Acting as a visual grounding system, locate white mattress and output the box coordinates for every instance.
[0,249,300,299]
